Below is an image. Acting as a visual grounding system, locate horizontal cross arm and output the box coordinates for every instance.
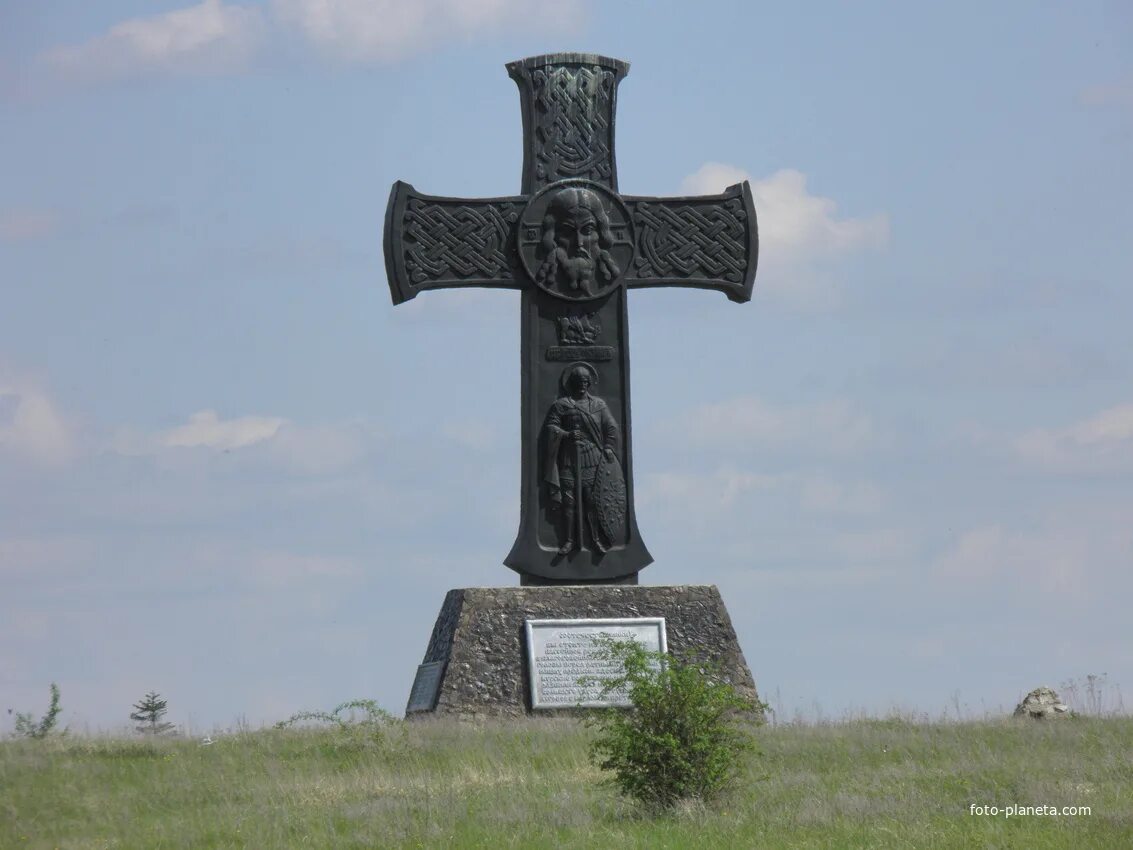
[384,182,527,305]
[622,181,758,303]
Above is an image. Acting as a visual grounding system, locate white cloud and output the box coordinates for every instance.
[272,0,428,61]
[161,409,284,450]
[725,563,898,590]
[33,0,586,85]
[799,477,884,515]
[0,374,72,466]
[439,418,496,451]
[1015,403,1133,473]
[934,524,1098,598]
[267,421,371,474]
[1078,76,1133,109]
[679,162,751,197]
[680,164,888,305]
[638,468,884,531]
[658,395,874,455]
[0,536,93,581]
[640,466,779,511]
[190,544,363,590]
[398,287,517,323]
[39,0,265,82]
[900,336,1114,392]
[111,409,375,475]
[829,528,910,561]
[0,210,58,242]
[272,0,584,62]
[681,164,888,260]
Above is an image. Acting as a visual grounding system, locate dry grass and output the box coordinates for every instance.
[1,715,1131,848]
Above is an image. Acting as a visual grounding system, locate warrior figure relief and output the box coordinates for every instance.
[543,364,626,555]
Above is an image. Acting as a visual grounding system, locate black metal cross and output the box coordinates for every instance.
[384,53,758,585]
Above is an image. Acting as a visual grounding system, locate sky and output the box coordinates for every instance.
[2,0,1131,733]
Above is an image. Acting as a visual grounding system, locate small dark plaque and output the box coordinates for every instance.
[406,661,444,713]
[546,345,615,361]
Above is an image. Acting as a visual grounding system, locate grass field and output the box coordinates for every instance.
[2,714,1131,849]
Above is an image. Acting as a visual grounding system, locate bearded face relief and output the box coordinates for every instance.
[520,181,633,302]
[551,192,607,295]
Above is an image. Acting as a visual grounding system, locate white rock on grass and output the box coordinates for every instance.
[1014,686,1071,719]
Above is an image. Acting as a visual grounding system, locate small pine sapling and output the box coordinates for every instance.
[131,691,176,735]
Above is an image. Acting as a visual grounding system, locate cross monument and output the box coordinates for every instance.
[384,53,758,586]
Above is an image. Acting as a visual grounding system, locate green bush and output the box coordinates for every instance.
[274,699,401,750]
[13,683,63,739]
[586,640,763,811]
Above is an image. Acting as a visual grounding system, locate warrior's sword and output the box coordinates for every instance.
[575,437,584,551]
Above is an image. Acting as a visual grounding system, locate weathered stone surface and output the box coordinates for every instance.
[405,584,757,718]
[1014,686,1071,719]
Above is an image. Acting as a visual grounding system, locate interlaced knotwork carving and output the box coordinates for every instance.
[404,200,522,285]
[632,198,749,283]
[530,65,615,184]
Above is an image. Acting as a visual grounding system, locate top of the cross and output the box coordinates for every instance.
[505,53,629,76]
[505,53,631,193]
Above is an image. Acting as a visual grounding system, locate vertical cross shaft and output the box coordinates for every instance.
[504,55,650,584]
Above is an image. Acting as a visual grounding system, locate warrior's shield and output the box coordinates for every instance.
[590,457,627,545]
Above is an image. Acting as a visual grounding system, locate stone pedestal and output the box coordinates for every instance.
[404,584,757,718]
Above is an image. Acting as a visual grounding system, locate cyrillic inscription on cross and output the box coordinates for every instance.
[383,54,758,586]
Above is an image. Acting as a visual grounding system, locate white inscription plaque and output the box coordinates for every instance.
[525,618,667,709]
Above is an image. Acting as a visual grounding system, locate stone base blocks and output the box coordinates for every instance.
[405,584,757,718]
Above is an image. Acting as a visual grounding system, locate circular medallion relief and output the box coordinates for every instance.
[517,180,635,302]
